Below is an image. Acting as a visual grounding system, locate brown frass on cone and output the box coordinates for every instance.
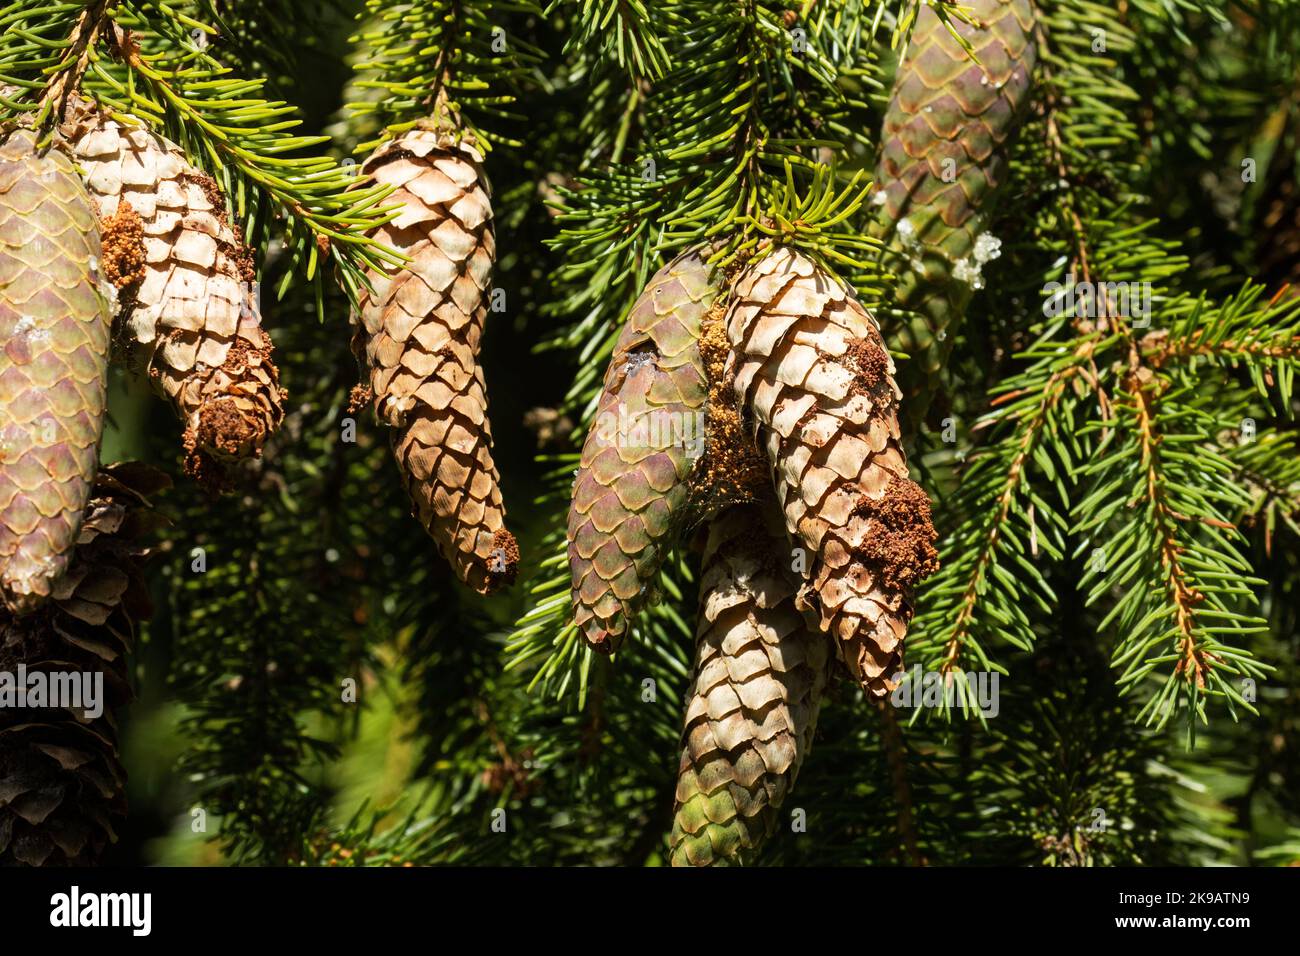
[60,98,285,487]
[725,247,939,697]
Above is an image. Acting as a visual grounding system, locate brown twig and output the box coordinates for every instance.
[41,0,117,120]
[1127,373,1213,689]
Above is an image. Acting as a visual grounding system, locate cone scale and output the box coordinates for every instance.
[567,250,718,650]
[0,129,111,614]
[726,247,938,697]
[354,125,516,594]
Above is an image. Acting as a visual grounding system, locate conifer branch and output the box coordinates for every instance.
[39,0,115,119]
[348,0,543,150]
[556,0,671,79]
[912,330,1091,688]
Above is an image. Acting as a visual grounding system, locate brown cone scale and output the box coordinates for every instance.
[669,503,831,866]
[725,248,939,696]
[59,99,284,483]
[353,126,515,594]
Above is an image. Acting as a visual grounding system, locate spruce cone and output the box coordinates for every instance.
[726,248,938,697]
[0,128,111,614]
[59,100,284,482]
[874,0,1037,419]
[670,503,831,866]
[568,250,717,650]
[354,126,515,594]
[0,463,165,865]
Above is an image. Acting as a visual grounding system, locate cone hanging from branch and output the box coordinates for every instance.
[353,123,517,595]
[874,0,1037,423]
[567,249,718,650]
[0,463,166,865]
[59,99,285,485]
[670,503,831,866]
[0,128,112,614]
[726,247,938,697]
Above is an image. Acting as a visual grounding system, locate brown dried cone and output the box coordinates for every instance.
[0,463,167,865]
[58,99,284,483]
[726,247,939,697]
[353,125,516,594]
[669,503,831,866]
[568,250,718,650]
[0,128,111,614]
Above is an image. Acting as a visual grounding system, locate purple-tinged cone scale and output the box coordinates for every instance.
[568,249,718,651]
[0,129,111,614]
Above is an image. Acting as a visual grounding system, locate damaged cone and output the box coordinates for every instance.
[353,124,516,595]
[670,503,831,866]
[568,249,718,650]
[60,99,284,484]
[0,128,112,614]
[725,247,938,696]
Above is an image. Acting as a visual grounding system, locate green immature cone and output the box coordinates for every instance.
[0,129,111,614]
[670,503,831,867]
[874,0,1037,422]
[567,250,719,651]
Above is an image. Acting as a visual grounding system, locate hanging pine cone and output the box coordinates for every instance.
[726,247,938,697]
[0,463,165,865]
[568,250,718,650]
[873,0,1037,421]
[670,503,831,866]
[59,99,284,485]
[0,128,112,615]
[353,123,516,594]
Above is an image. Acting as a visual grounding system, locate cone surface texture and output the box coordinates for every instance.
[726,248,938,697]
[61,101,284,479]
[568,250,717,650]
[354,127,515,594]
[0,463,164,864]
[875,0,1037,413]
[0,129,111,614]
[670,503,830,866]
